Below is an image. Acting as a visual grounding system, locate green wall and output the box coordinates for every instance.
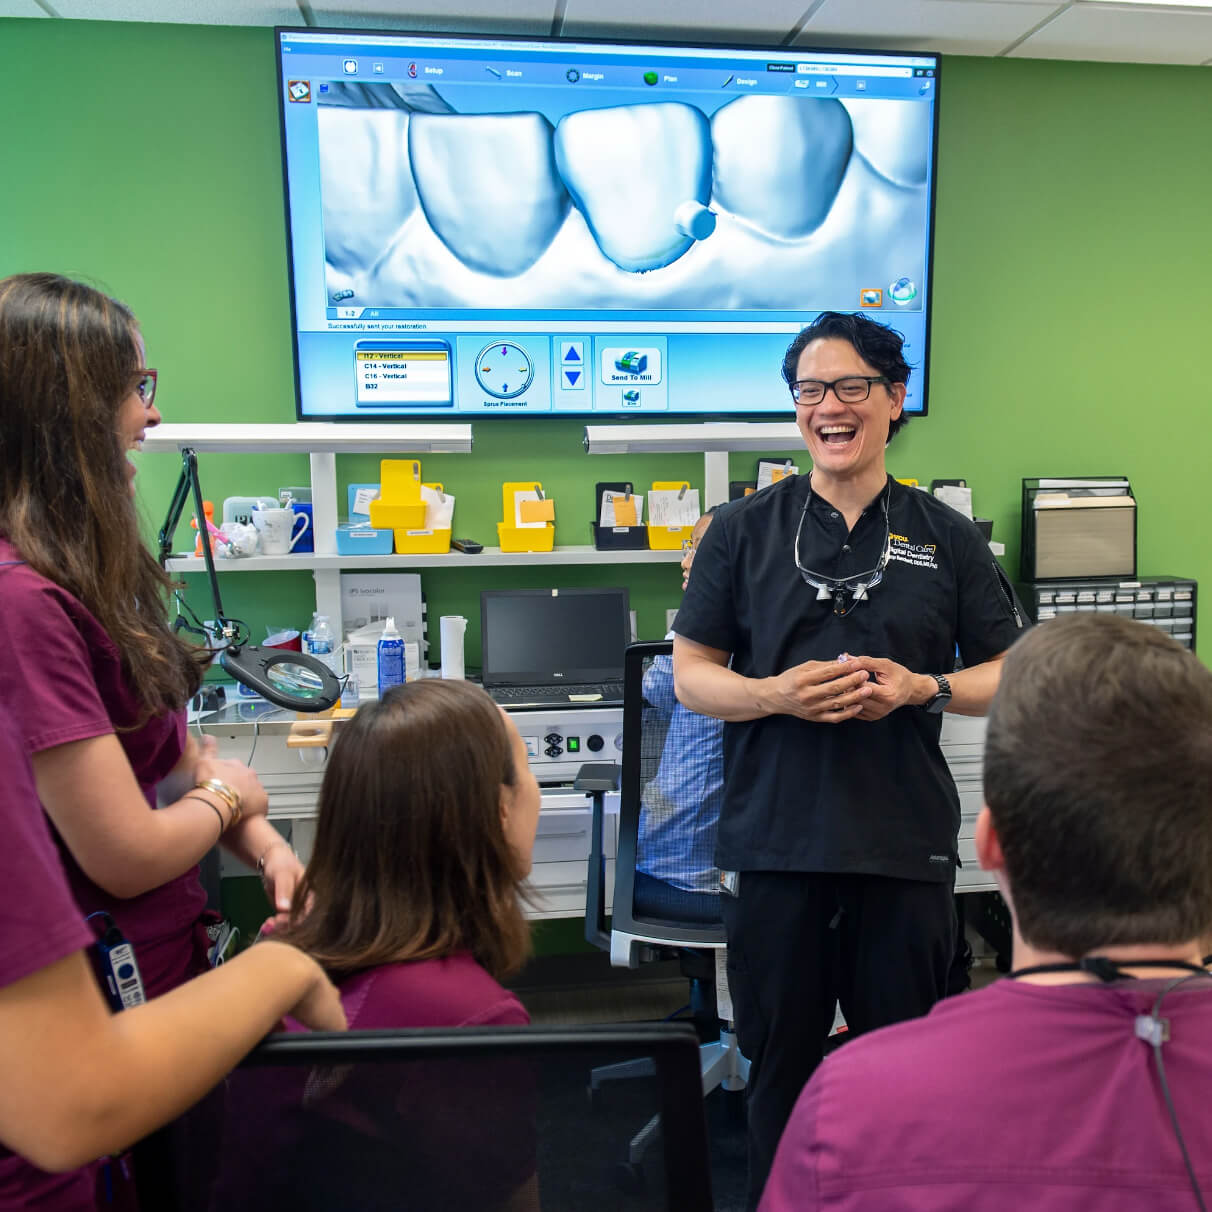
[3,20,1208,660]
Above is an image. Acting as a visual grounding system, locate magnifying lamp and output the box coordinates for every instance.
[157,448,342,712]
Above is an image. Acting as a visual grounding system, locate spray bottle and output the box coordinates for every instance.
[377,616,405,698]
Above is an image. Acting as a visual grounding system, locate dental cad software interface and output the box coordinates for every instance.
[276,29,939,420]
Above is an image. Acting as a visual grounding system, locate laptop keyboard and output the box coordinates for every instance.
[488,682,625,704]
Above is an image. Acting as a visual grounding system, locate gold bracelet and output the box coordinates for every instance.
[194,778,242,828]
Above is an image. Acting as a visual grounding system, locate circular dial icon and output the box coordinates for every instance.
[475,341,534,399]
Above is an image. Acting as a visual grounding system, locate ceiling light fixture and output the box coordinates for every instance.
[1082,0,1212,8]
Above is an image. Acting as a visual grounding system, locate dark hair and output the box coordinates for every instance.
[984,614,1212,956]
[0,273,207,716]
[276,680,532,982]
[780,311,912,442]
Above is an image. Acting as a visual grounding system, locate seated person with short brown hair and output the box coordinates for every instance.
[761,613,1212,1211]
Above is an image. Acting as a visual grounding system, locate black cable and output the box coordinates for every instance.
[1011,956,1209,1209]
[1143,972,1208,1212]
[172,590,250,657]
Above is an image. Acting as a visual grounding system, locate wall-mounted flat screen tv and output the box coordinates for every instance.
[276,29,939,420]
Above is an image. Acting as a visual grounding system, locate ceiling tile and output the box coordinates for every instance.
[309,0,555,36]
[561,0,806,42]
[1008,4,1212,63]
[797,0,1061,56]
[0,1,49,15]
[50,0,300,23]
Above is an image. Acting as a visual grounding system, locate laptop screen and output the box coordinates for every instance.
[481,588,629,686]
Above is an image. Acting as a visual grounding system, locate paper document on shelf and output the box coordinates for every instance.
[1033,494,1137,509]
[420,484,455,530]
[600,491,643,527]
[352,486,380,516]
[518,494,555,524]
[513,489,551,528]
[1037,478,1130,491]
[648,488,700,527]
[756,461,799,491]
[934,483,973,519]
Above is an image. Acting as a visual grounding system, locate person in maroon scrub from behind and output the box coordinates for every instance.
[0,272,308,1207]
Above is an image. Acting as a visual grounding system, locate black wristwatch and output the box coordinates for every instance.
[924,673,952,714]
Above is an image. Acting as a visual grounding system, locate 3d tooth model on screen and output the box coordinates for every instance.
[318,81,929,311]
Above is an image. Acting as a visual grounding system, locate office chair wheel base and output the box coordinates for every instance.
[614,1161,646,1196]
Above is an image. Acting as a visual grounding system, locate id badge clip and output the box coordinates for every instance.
[89,912,147,1012]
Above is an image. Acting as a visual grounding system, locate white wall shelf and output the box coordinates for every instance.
[166,545,683,573]
[584,421,802,506]
[583,422,801,454]
[141,422,473,454]
[146,423,474,629]
[152,420,791,634]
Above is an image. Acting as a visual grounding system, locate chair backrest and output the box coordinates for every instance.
[610,640,726,962]
[196,1022,712,1212]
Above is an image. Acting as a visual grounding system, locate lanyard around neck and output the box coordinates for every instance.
[793,477,891,617]
[1009,956,1210,983]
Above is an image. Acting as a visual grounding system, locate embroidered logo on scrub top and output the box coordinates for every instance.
[888,533,939,570]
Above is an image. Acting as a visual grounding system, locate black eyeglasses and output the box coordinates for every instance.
[134,368,158,408]
[789,375,889,406]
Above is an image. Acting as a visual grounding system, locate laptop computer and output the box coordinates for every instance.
[480,587,629,708]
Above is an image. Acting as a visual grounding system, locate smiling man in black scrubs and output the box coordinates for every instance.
[673,311,1022,1207]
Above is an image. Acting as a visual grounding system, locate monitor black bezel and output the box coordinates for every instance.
[274,25,940,424]
[480,585,631,685]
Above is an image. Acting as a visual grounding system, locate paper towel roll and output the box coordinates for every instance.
[440,615,468,680]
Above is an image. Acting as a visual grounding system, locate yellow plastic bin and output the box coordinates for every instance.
[369,498,428,530]
[646,480,695,550]
[498,522,555,553]
[647,524,693,550]
[394,527,453,554]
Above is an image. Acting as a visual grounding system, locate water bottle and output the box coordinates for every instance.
[308,614,338,676]
[377,616,405,698]
[302,611,319,655]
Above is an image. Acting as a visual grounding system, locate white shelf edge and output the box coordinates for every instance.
[583,421,801,454]
[165,545,683,572]
[142,422,473,454]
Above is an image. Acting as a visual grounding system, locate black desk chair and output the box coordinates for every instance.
[581,641,749,1178]
[153,1022,713,1212]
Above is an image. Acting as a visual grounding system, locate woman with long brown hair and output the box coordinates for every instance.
[0,272,307,1205]
[214,680,543,1211]
[275,677,540,1016]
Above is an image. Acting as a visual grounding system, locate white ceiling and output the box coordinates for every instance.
[3,0,1211,66]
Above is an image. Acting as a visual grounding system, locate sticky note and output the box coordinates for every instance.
[612,496,638,526]
[520,498,555,523]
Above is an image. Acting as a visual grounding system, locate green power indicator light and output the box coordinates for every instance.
[567,737,580,752]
